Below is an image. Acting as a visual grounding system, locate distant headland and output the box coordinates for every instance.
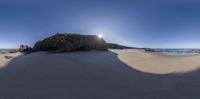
[18,33,134,53]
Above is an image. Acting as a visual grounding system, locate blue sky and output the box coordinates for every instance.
[1,0,200,48]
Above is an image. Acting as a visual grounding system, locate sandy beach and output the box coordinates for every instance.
[1,49,200,98]
[112,49,200,74]
[0,52,22,69]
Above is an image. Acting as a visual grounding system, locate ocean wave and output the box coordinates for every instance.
[152,49,200,56]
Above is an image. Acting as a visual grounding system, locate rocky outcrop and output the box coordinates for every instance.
[144,48,156,52]
[19,45,32,52]
[33,33,108,52]
[107,43,134,49]
[9,49,18,53]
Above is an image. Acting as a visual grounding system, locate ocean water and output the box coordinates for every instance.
[0,49,17,53]
[1,49,200,56]
[152,49,200,56]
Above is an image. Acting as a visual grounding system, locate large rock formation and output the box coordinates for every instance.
[33,33,108,52]
[19,45,32,52]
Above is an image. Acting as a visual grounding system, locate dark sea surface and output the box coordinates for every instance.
[152,49,200,56]
[0,49,17,53]
[1,49,200,56]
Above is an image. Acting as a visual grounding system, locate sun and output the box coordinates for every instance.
[98,34,103,38]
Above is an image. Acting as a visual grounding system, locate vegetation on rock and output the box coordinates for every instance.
[33,33,108,52]
[106,43,134,49]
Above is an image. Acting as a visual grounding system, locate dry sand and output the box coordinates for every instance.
[111,49,200,74]
[1,49,200,98]
[0,52,22,68]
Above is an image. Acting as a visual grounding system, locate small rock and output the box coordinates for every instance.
[9,49,18,53]
[145,48,156,52]
[4,56,13,59]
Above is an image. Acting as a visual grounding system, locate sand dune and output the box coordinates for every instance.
[1,50,200,98]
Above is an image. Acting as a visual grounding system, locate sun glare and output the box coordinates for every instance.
[98,34,103,38]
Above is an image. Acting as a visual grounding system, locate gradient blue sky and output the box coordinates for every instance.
[1,0,200,48]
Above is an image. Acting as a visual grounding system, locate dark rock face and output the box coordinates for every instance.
[144,48,156,52]
[19,45,32,52]
[107,43,134,49]
[33,33,108,52]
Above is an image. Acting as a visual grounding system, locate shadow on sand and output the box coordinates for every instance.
[0,51,200,99]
